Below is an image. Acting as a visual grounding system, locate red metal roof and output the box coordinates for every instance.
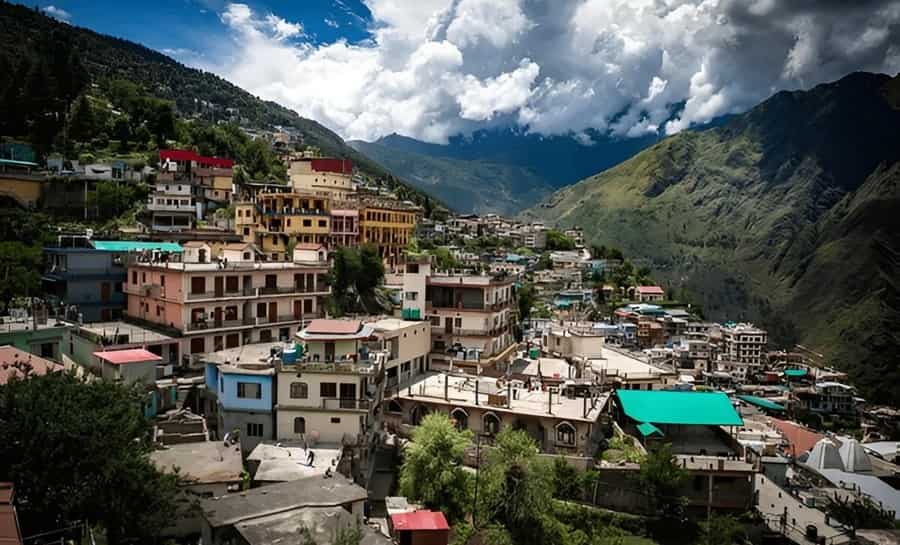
[771,418,824,457]
[159,149,234,168]
[304,319,361,335]
[93,349,162,365]
[637,286,665,294]
[0,482,21,545]
[310,158,352,174]
[391,510,449,531]
[0,347,63,385]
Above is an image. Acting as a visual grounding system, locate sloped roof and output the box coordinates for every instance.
[391,511,449,532]
[93,349,162,365]
[616,390,743,426]
[839,439,873,473]
[0,347,62,385]
[771,419,824,457]
[637,286,665,294]
[806,438,845,471]
[637,422,664,437]
[737,395,786,412]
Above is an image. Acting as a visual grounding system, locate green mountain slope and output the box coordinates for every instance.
[524,72,900,403]
[0,2,435,206]
[349,139,554,215]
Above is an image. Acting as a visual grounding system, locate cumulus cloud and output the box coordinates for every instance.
[205,0,900,143]
[44,5,71,21]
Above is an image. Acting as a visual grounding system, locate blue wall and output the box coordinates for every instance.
[205,363,219,392]
[219,372,273,413]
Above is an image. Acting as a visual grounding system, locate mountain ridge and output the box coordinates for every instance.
[523,71,900,403]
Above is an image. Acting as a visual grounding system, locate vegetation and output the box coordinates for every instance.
[399,413,473,522]
[824,493,895,536]
[546,229,576,251]
[0,371,180,545]
[517,283,537,321]
[636,444,688,519]
[524,72,900,403]
[327,244,386,315]
[0,208,55,312]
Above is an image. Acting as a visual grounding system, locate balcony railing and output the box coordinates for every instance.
[320,398,371,411]
[258,285,325,295]
[186,287,255,300]
[426,300,513,312]
[185,285,329,300]
[257,205,329,217]
[186,317,255,332]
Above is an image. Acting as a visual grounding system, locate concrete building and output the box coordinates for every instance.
[288,157,355,197]
[359,199,418,269]
[199,474,378,545]
[124,243,329,361]
[543,324,605,360]
[330,208,360,247]
[635,286,665,302]
[386,372,611,457]
[43,241,183,323]
[204,346,277,453]
[152,150,234,231]
[0,316,69,362]
[717,323,768,379]
[371,318,430,391]
[235,192,332,261]
[409,265,516,371]
[0,346,63,385]
[793,382,856,415]
[67,320,180,368]
[390,511,450,545]
[93,348,162,384]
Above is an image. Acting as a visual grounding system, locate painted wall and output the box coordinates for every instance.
[304,339,360,362]
[0,176,41,206]
[276,408,363,444]
[0,325,68,361]
[219,372,273,412]
[219,410,272,454]
[276,370,364,409]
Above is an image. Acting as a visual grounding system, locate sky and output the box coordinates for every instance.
[39,0,900,144]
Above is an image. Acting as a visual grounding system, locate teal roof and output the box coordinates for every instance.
[0,158,39,167]
[616,389,743,427]
[737,395,785,412]
[91,241,183,253]
[784,369,807,378]
[637,422,664,437]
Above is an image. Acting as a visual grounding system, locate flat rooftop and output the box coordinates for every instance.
[0,318,70,335]
[588,348,674,378]
[398,372,609,422]
[247,441,343,482]
[202,474,367,528]
[203,342,285,366]
[370,318,419,332]
[149,441,243,484]
[129,260,327,272]
[77,321,175,344]
[514,357,575,380]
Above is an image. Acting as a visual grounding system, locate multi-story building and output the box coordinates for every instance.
[359,199,418,269]
[152,150,234,231]
[543,325,605,360]
[792,382,856,415]
[43,240,183,322]
[288,157,354,197]
[124,243,329,362]
[563,227,585,248]
[235,192,331,261]
[330,208,359,247]
[402,260,516,371]
[718,323,768,378]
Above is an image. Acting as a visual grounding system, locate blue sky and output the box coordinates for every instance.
[35,1,900,144]
[39,0,373,55]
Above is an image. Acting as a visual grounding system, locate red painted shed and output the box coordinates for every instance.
[390,511,449,545]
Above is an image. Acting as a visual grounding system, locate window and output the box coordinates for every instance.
[404,292,418,301]
[320,382,337,398]
[483,412,501,435]
[247,422,264,437]
[191,277,206,294]
[243,227,250,236]
[430,316,441,326]
[556,422,576,446]
[455,318,462,327]
[39,343,54,358]
[114,282,123,293]
[160,275,166,287]
[237,382,262,399]
[190,337,205,353]
[330,417,341,424]
[387,399,403,414]
[294,417,306,434]
[318,220,327,227]
[303,219,312,227]
[290,382,308,399]
[131,271,137,284]
[451,408,468,431]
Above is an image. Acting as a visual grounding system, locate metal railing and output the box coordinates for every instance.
[186,317,255,331]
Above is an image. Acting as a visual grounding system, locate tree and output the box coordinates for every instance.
[545,230,576,251]
[399,413,472,522]
[699,514,745,545]
[69,95,96,142]
[551,458,582,501]
[151,101,175,146]
[112,116,132,152]
[0,372,180,544]
[0,242,42,309]
[824,493,894,537]
[518,283,536,322]
[536,253,553,271]
[637,444,687,519]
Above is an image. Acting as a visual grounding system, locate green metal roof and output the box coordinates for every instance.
[616,389,744,427]
[0,158,39,167]
[784,369,807,377]
[637,422,664,437]
[91,241,183,253]
[737,395,785,412]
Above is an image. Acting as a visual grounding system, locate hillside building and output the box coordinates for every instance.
[235,192,332,261]
[288,157,355,197]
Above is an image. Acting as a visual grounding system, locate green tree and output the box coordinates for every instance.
[69,95,96,142]
[399,413,472,522]
[551,458,582,501]
[536,253,553,271]
[699,514,745,545]
[545,230,576,251]
[0,242,42,310]
[824,493,894,537]
[637,444,687,519]
[0,372,180,544]
[151,101,176,146]
[517,283,536,322]
[112,116,132,152]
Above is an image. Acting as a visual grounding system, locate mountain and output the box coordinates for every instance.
[353,129,660,214]
[523,72,900,404]
[0,2,436,206]
[349,138,554,215]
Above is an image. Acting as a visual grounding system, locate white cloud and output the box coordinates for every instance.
[162,47,203,59]
[324,18,339,29]
[44,5,71,21]
[203,0,900,143]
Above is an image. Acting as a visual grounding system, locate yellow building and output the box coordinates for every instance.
[359,199,418,268]
[196,167,234,203]
[235,192,331,261]
[288,158,354,198]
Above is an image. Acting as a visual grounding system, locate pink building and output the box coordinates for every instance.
[330,208,359,247]
[124,245,329,364]
[636,285,665,302]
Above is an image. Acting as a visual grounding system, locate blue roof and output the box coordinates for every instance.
[637,422,664,437]
[737,395,785,412]
[784,369,807,378]
[0,158,39,167]
[90,241,183,253]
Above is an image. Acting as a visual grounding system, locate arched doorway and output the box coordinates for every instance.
[450,408,469,431]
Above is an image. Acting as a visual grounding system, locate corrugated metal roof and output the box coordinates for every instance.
[391,510,449,531]
[616,389,744,426]
[637,422,664,437]
[90,240,183,253]
[737,395,785,412]
[93,349,162,365]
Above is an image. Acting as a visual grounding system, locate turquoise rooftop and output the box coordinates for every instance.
[737,395,785,412]
[616,389,744,427]
[91,241,183,253]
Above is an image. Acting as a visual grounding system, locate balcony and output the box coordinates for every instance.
[186,287,255,301]
[186,317,255,332]
[256,205,329,217]
[185,285,329,301]
[258,285,327,296]
[320,398,371,411]
[147,202,195,213]
[425,300,513,312]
